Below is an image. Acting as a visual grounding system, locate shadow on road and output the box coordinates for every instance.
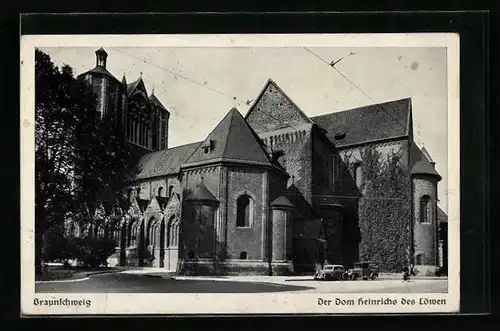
[35,273,315,293]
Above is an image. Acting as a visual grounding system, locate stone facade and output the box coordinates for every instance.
[73,49,447,276]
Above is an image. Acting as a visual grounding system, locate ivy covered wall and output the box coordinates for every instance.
[340,141,411,272]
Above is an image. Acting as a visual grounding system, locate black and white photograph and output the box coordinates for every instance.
[21,33,460,315]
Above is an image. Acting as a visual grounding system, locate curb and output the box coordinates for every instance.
[35,276,91,284]
[143,274,176,280]
[35,269,119,284]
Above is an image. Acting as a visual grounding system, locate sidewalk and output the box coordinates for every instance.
[122,268,447,283]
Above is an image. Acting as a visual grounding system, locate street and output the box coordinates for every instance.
[35,272,448,293]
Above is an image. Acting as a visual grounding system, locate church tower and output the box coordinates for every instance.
[77,47,122,121]
[150,92,170,150]
[410,147,442,275]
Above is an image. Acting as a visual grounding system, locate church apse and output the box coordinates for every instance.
[178,179,219,276]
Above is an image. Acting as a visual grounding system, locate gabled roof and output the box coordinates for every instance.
[183,107,274,168]
[409,142,442,180]
[311,98,412,147]
[136,198,150,213]
[127,77,146,97]
[245,78,313,122]
[245,79,313,134]
[149,93,170,115]
[133,142,202,180]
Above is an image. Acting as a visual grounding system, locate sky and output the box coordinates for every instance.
[39,46,448,213]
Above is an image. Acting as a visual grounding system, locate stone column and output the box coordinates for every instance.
[216,167,228,261]
[261,171,270,262]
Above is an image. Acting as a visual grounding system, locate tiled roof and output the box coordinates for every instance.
[78,66,121,84]
[184,182,218,202]
[183,107,273,167]
[409,142,441,179]
[133,142,201,180]
[311,98,411,147]
[438,206,448,223]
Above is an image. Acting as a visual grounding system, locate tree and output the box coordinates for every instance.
[35,49,139,275]
[35,49,99,275]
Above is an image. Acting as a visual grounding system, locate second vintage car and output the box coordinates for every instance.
[346,261,380,280]
[313,264,346,281]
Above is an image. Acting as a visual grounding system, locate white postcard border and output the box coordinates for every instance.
[20,33,460,315]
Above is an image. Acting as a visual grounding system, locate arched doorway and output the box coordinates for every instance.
[166,215,179,270]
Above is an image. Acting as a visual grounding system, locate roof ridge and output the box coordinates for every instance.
[244,78,313,125]
[238,111,274,163]
[224,107,274,164]
[311,97,412,119]
[221,108,237,158]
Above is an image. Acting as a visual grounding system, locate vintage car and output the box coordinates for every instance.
[347,261,379,280]
[314,264,346,281]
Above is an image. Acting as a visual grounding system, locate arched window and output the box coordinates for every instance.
[239,251,248,260]
[236,194,253,227]
[168,185,174,198]
[157,186,164,197]
[415,253,424,265]
[97,224,105,239]
[420,195,431,223]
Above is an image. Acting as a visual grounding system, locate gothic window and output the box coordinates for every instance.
[236,194,253,227]
[167,216,178,247]
[97,224,105,239]
[415,253,424,265]
[147,217,155,246]
[420,195,431,223]
[157,186,164,197]
[168,185,174,198]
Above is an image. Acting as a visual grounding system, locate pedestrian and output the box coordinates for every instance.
[402,264,410,281]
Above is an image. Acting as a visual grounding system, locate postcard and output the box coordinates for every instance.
[20,33,460,315]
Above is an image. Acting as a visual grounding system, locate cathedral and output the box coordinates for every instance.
[71,47,448,276]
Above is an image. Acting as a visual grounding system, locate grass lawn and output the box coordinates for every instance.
[36,264,118,281]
